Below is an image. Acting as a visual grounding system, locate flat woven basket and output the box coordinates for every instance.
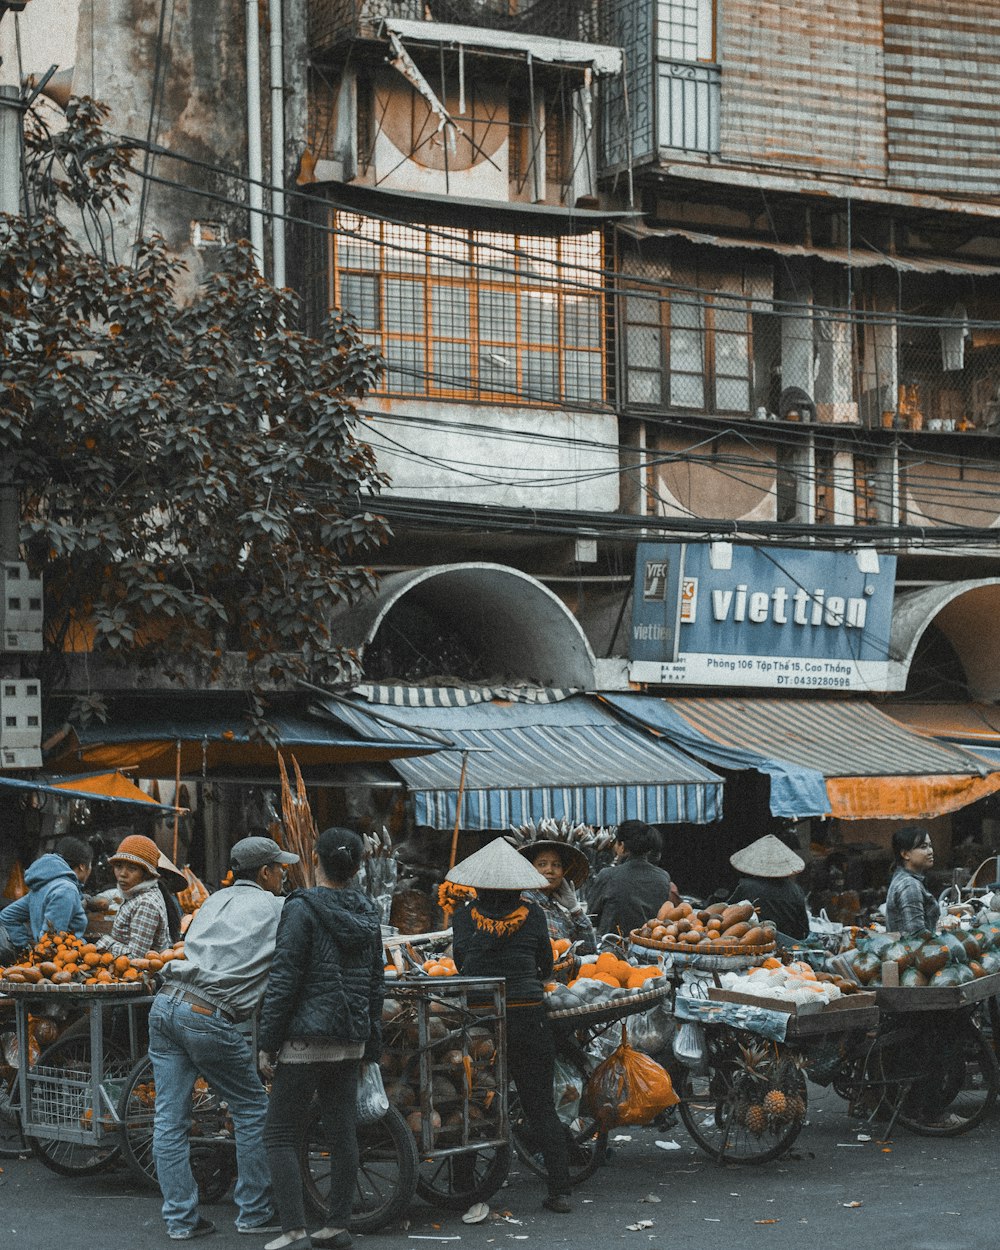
[628,931,777,959]
[546,980,672,1024]
[0,979,149,996]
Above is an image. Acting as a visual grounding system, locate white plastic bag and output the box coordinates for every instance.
[356,1062,390,1124]
[671,1021,707,1072]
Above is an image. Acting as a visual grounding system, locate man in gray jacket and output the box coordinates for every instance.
[149,836,299,1241]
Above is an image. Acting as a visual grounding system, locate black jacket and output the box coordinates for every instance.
[452,897,553,1005]
[257,886,384,1061]
[729,876,810,941]
[587,858,673,939]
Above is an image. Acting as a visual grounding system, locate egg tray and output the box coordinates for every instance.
[0,979,150,996]
[546,979,672,1024]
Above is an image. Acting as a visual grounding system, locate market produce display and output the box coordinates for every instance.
[632,900,776,952]
[715,959,864,1005]
[847,923,1000,987]
[0,930,185,989]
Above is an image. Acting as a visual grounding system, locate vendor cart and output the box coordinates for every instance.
[348,974,510,1214]
[510,979,674,1186]
[0,980,151,1175]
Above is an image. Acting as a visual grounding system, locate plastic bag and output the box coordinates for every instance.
[552,1055,584,1127]
[356,1062,390,1125]
[628,1001,675,1058]
[585,1025,679,1129]
[672,1020,707,1071]
[177,866,210,915]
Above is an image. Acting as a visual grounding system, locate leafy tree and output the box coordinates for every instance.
[0,98,387,715]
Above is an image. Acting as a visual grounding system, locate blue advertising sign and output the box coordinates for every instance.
[629,543,897,691]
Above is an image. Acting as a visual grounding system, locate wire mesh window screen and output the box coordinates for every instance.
[617,257,1000,432]
[331,211,606,405]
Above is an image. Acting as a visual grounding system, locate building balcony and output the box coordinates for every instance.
[309,0,600,55]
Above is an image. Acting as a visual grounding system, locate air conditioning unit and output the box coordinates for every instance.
[0,677,42,768]
[0,563,43,653]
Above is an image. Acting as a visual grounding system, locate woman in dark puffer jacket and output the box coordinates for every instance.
[258,828,384,1250]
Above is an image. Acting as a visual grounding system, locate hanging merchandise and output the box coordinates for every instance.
[586,1024,680,1128]
[2,860,26,900]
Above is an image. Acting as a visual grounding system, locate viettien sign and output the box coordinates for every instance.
[628,543,897,691]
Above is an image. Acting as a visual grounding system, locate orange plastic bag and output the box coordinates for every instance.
[177,866,210,914]
[585,1024,680,1129]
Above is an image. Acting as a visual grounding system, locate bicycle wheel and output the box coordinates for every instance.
[26,1034,131,1176]
[117,1055,237,1200]
[416,1141,512,1210]
[677,1033,806,1165]
[0,1072,27,1158]
[508,1055,608,1188]
[896,1019,999,1137]
[301,1102,418,1234]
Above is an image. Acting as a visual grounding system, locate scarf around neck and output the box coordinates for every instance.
[470,904,529,937]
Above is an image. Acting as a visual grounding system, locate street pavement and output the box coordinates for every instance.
[0,1085,990,1250]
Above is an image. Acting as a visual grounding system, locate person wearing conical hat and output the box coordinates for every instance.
[517,838,597,955]
[728,832,810,941]
[447,838,573,1214]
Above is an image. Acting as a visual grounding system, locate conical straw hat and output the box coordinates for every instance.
[517,839,590,887]
[729,834,805,879]
[446,837,548,890]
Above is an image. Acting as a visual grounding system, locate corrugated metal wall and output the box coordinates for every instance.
[718,0,887,179]
[884,0,1000,196]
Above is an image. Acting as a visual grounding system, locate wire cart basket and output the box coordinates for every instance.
[381,975,510,1210]
[5,984,151,1172]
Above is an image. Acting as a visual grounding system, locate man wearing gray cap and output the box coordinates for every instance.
[149,836,299,1241]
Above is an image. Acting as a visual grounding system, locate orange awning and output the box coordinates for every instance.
[826,773,1000,821]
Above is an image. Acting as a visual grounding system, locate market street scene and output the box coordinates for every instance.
[4,1,1000,1248]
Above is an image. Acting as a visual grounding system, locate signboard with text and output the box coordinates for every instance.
[629,543,897,691]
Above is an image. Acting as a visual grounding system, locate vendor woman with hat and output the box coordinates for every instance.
[728,833,810,942]
[518,838,597,955]
[95,834,178,960]
[448,838,573,1214]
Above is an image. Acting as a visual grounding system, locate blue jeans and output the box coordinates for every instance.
[148,994,273,1236]
[264,1059,360,1232]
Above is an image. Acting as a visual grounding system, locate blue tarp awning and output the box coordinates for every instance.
[601,693,830,819]
[602,695,1000,821]
[316,694,723,829]
[44,693,441,779]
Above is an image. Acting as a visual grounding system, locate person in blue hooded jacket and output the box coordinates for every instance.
[0,836,93,951]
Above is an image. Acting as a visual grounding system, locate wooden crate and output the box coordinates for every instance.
[707,987,878,1036]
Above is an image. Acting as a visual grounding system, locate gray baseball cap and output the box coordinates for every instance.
[230,836,300,871]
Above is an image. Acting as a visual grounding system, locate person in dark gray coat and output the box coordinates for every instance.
[586,821,673,939]
[257,828,384,1250]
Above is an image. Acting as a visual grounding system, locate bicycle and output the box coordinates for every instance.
[508,981,672,1186]
[117,1052,421,1231]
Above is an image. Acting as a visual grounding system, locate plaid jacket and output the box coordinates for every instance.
[97,878,169,960]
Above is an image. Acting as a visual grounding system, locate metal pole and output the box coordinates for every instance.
[268,0,285,288]
[448,750,470,870]
[0,26,22,560]
[245,0,265,273]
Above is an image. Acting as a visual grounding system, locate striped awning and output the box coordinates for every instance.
[316,694,723,829]
[602,695,1000,821]
[350,684,577,706]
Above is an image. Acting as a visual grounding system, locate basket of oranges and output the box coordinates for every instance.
[0,931,185,994]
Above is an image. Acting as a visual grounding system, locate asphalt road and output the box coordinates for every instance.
[0,1085,989,1250]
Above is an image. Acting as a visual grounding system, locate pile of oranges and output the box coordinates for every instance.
[0,930,186,986]
[569,951,663,991]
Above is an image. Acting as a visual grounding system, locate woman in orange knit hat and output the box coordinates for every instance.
[96,835,173,960]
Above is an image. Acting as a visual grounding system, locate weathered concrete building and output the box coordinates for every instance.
[11,1,1000,882]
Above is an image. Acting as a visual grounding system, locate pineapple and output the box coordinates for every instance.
[745,1103,767,1136]
[763,1088,788,1119]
